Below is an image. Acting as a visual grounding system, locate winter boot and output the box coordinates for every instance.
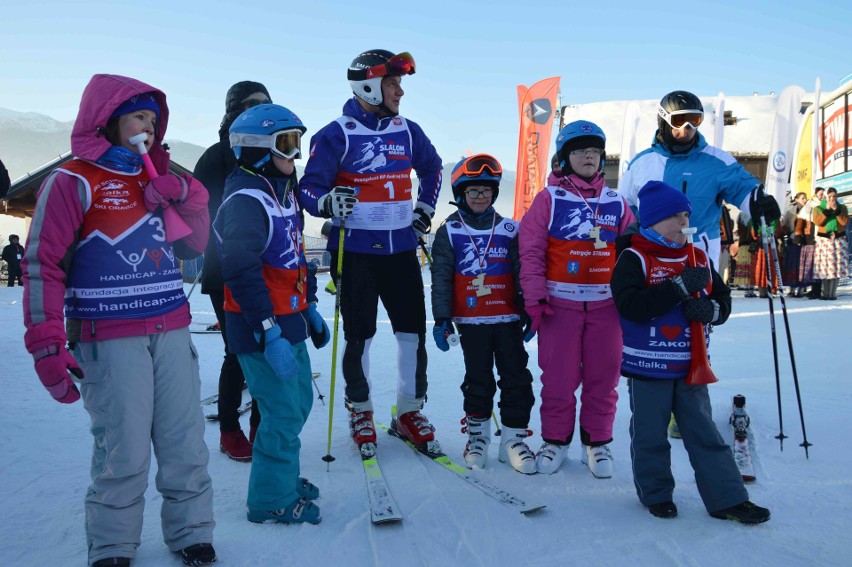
[498,427,537,474]
[581,444,613,479]
[648,501,678,519]
[220,429,252,462]
[247,496,321,525]
[668,414,681,439]
[297,477,320,501]
[92,559,131,567]
[535,442,569,475]
[461,414,491,469]
[177,543,217,566]
[709,500,770,524]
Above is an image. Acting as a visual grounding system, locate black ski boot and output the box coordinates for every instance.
[648,501,678,519]
[177,543,217,565]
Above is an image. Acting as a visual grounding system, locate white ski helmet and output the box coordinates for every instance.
[347,49,416,107]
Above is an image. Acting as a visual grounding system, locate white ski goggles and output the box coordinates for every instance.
[658,107,704,129]
[230,128,303,159]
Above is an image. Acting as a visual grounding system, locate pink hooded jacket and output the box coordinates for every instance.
[23,74,209,352]
[518,171,635,311]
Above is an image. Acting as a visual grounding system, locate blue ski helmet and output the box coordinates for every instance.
[229,103,307,169]
[554,120,606,173]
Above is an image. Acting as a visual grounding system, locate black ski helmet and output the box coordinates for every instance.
[657,90,703,149]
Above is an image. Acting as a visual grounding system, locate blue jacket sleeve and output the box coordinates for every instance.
[719,158,760,216]
[408,119,443,209]
[299,122,346,217]
[217,194,273,329]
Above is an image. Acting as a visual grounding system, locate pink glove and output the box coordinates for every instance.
[33,344,83,404]
[523,300,554,341]
[143,174,188,212]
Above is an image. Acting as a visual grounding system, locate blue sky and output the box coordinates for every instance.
[2,0,851,170]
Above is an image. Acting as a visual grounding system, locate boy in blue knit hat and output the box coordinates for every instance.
[610,181,770,524]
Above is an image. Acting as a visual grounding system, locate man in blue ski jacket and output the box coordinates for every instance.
[300,49,443,457]
[619,90,780,267]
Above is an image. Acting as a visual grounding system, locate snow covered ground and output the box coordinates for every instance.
[1,272,850,567]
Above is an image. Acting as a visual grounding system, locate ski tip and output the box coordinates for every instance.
[521,505,547,515]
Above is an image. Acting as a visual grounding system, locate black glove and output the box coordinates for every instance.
[682,298,718,323]
[749,187,781,223]
[672,267,711,298]
[318,186,358,219]
[412,203,434,238]
[792,234,804,247]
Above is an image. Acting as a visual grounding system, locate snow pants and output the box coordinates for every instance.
[330,249,427,408]
[457,321,534,429]
[628,377,748,512]
[237,340,313,511]
[73,329,214,565]
[537,300,621,445]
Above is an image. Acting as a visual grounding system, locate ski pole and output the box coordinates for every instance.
[418,237,433,266]
[312,374,325,405]
[765,219,811,457]
[128,133,193,242]
[492,412,502,437]
[323,220,346,469]
[759,217,787,450]
[186,266,203,301]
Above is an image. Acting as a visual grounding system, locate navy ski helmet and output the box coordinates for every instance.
[229,103,306,170]
[347,49,416,107]
[554,120,606,174]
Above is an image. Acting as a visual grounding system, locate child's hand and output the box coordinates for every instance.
[682,298,719,323]
[432,319,455,352]
[307,304,330,349]
[523,300,553,342]
[143,174,188,211]
[32,344,83,404]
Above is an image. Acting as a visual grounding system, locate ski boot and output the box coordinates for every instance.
[498,427,536,474]
[582,444,613,479]
[535,442,569,475]
[461,414,491,469]
[349,408,377,459]
[247,496,321,525]
[392,407,441,457]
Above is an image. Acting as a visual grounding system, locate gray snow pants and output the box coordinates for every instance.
[73,328,215,564]
[628,377,748,513]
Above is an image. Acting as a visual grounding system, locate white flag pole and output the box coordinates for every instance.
[713,92,726,148]
[765,86,807,207]
[618,101,641,187]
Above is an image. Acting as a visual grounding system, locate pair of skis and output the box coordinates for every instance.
[359,420,545,524]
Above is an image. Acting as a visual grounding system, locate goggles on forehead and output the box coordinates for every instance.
[365,52,416,79]
[230,128,302,159]
[451,153,503,186]
[659,107,704,129]
[241,93,272,108]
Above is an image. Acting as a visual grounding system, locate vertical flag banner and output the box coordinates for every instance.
[514,77,560,220]
[792,110,813,198]
[618,101,641,187]
[713,92,726,148]
[812,77,822,191]
[765,85,806,207]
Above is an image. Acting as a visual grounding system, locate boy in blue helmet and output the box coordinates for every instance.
[430,154,536,473]
[213,103,330,525]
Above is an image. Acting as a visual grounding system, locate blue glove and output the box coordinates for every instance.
[255,326,297,380]
[432,319,455,352]
[307,303,330,349]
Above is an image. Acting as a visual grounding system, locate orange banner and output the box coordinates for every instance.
[513,77,560,220]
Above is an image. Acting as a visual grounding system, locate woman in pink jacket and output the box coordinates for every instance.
[519,120,634,477]
[22,74,215,567]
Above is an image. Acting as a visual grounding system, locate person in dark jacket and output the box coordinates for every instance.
[0,157,10,199]
[611,180,769,525]
[214,103,329,525]
[194,81,272,461]
[431,154,535,473]
[2,234,24,286]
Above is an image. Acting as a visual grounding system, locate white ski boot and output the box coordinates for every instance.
[582,444,613,479]
[461,414,491,470]
[498,427,537,475]
[535,442,569,475]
